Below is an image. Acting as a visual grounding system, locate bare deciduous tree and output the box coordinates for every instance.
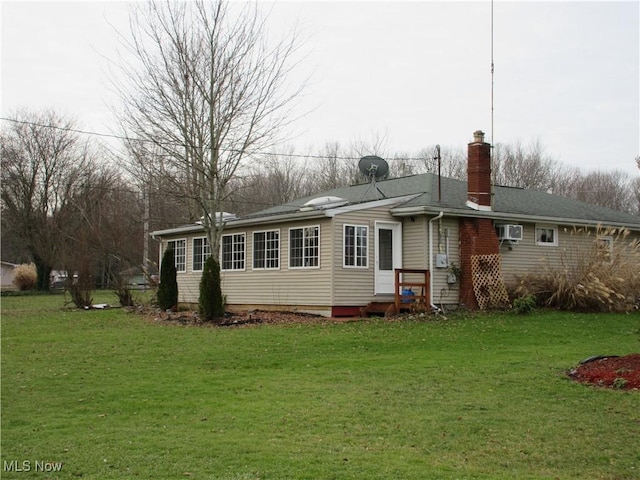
[414,145,467,180]
[491,139,563,190]
[1,110,94,290]
[631,177,640,215]
[56,164,142,306]
[227,149,311,214]
[567,170,636,214]
[113,0,305,255]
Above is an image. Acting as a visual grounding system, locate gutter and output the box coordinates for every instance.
[428,211,444,313]
[391,206,640,232]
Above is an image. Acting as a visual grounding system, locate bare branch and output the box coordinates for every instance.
[111,0,306,253]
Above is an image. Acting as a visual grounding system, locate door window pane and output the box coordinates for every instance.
[378,229,393,271]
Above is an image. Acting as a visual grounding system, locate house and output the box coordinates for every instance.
[151,131,640,316]
[1,261,18,291]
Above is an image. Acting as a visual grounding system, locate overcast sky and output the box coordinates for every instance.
[1,1,639,176]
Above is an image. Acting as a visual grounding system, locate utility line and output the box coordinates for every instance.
[0,116,433,163]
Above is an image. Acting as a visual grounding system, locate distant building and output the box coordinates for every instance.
[1,261,18,291]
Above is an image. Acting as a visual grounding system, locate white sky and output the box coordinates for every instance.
[1,0,639,176]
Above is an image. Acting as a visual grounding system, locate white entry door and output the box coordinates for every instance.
[374,221,402,294]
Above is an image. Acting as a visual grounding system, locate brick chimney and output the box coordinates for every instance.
[466,130,492,210]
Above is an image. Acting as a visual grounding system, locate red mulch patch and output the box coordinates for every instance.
[568,354,640,390]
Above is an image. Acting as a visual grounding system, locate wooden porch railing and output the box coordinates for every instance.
[394,268,430,313]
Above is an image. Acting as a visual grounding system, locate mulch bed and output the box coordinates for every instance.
[135,307,343,327]
[568,354,640,390]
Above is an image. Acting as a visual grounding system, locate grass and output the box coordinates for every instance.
[1,294,639,479]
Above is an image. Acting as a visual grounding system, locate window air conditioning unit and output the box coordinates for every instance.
[496,224,523,242]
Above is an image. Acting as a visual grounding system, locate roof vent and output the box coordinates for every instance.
[300,196,348,212]
[196,212,237,225]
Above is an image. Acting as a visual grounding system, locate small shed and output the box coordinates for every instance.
[1,261,18,291]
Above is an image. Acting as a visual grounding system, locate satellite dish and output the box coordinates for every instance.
[358,155,389,180]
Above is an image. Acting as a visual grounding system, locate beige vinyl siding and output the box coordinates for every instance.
[220,219,333,309]
[330,211,461,307]
[430,217,460,306]
[402,216,427,268]
[499,222,571,288]
[158,237,203,304]
[158,237,202,303]
[176,271,201,303]
[498,223,640,290]
[160,220,333,310]
[400,215,461,306]
[331,206,396,306]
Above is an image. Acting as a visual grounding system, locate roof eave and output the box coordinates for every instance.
[150,224,207,238]
[150,210,329,238]
[152,195,424,238]
[390,206,640,231]
[224,210,327,227]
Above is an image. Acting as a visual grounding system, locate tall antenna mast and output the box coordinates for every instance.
[490,0,496,210]
[490,0,495,145]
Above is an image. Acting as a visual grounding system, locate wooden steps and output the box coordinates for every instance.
[360,302,396,317]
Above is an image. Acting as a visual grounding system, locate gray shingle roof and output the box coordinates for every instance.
[242,172,640,228]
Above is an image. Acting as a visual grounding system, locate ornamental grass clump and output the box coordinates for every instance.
[12,263,37,291]
[516,226,640,312]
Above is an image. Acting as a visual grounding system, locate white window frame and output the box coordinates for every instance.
[343,224,369,268]
[221,233,246,271]
[192,237,211,272]
[167,239,187,273]
[253,229,280,270]
[596,235,613,262]
[289,225,320,269]
[535,225,558,247]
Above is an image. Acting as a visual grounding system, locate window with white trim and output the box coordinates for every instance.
[192,237,211,271]
[596,236,613,261]
[167,239,186,273]
[253,230,280,269]
[289,226,320,268]
[535,225,558,246]
[343,224,368,268]
[221,233,245,271]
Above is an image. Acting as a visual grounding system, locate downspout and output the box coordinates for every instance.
[429,211,444,312]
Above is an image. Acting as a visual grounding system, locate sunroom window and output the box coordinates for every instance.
[167,239,186,272]
[289,226,319,268]
[253,230,280,269]
[221,233,245,271]
[344,224,368,268]
[192,237,211,272]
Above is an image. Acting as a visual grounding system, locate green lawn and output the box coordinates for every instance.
[1,294,639,479]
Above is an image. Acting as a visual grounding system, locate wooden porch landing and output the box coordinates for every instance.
[360,302,396,317]
[360,269,430,318]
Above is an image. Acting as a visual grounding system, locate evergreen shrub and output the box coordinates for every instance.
[199,256,225,322]
[157,248,178,311]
